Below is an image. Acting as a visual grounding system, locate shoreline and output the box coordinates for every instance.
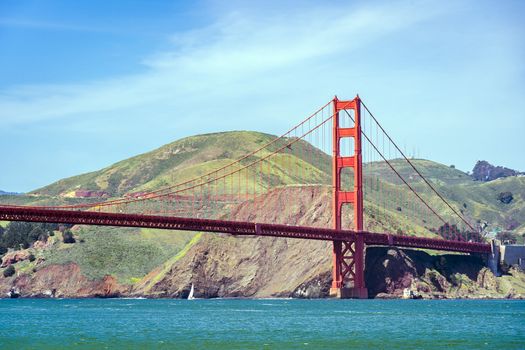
[2,295,524,300]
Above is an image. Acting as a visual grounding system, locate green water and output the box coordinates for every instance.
[0,299,523,349]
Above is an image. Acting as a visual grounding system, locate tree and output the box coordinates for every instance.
[0,222,33,248]
[29,226,46,243]
[0,222,60,250]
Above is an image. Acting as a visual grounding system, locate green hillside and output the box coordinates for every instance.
[0,131,333,282]
[41,227,196,283]
[31,131,330,198]
[366,159,525,238]
[3,130,524,239]
[1,131,524,284]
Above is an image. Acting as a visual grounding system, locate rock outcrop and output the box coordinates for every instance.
[0,262,129,298]
[472,160,521,182]
[1,250,32,268]
[366,247,525,299]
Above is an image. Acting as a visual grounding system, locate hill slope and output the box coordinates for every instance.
[1,131,524,298]
[32,131,330,198]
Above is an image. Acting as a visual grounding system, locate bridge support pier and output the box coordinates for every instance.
[329,237,368,299]
[329,287,368,299]
[487,239,501,277]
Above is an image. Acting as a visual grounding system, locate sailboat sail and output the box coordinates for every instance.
[188,284,195,300]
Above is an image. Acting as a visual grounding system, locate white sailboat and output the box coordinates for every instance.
[187,283,195,300]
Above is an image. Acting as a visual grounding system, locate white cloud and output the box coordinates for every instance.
[0,1,447,126]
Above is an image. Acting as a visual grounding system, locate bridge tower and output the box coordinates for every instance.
[330,96,368,299]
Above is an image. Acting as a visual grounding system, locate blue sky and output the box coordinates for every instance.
[1,0,524,192]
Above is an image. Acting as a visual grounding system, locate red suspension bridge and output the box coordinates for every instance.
[0,96,491,298]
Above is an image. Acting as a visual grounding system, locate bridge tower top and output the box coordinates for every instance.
[331,95,363,231]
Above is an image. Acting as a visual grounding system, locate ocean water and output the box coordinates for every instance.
[0,299,523,349]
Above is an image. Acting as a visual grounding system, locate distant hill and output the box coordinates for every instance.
[0,190,22,196]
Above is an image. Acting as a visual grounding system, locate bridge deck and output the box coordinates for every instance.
[0,206,490,254]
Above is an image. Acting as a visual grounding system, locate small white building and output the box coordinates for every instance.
[500,244,525,269]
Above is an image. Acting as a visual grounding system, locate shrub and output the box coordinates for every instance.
[62,230,76,244]
[497,192,513,204]
[28,254,36,262]
[3,265,15,278]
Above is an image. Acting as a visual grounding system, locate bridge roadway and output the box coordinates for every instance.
[0,206,490,254]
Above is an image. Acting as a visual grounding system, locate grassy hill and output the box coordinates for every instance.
[41,227,196,284]
[31,131,330,198]
[0,131,333,283]
[4,130,525,236]
[11,130,523,239]
[366,159,525,238]
[1,131,524,288]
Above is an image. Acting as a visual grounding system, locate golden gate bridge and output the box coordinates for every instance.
[0,96,491,298]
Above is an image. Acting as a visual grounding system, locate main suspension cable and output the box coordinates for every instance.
[360,101,475,231]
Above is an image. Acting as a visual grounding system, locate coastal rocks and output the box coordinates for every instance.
[363,247,525,299]
[366,248,419,297]
[0,262,129,298]
[133,182,525,299]
[477,267,498,289]
[290,271,331,298]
